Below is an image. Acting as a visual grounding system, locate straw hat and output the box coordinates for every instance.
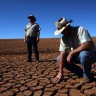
[54,17,73,35]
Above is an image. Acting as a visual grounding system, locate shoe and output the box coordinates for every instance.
[27,59,32,62]
[36,60,39,63]
[80,78,90,84]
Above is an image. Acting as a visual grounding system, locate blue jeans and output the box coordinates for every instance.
[27,37,39,61]
[57,51,96,79]
[72,51,96,79]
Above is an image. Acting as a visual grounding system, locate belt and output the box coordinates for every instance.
[27,37,37,39]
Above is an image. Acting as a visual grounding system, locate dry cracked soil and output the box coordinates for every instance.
[0,53,96,96]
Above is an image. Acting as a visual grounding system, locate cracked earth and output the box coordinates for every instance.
[0,53,96,96]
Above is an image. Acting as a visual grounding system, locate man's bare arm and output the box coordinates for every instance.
[53,51,67,82]
[37,31,40,42]
[67,41,92,63]
[71,41,91,55]
[24,31,27,43]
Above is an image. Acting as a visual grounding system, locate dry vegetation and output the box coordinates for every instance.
[0,38,59,55]
[0,37,96,55]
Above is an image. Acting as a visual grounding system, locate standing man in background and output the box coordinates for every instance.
[24,15,40,62]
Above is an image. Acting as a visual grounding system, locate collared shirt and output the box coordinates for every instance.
[59,26,96,52]
[25,23,41,37]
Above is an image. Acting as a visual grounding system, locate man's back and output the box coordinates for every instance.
[60,26,96,53]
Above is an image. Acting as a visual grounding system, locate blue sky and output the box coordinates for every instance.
[0,0,96,39]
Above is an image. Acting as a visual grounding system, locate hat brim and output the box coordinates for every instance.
[54,23,70,35]
[28,16,32,19]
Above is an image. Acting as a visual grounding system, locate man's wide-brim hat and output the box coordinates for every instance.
[27,15,36,22]
[54,17,73,35]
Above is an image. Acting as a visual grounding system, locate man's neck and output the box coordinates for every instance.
[30,22,34,25]
[63,26,72,38]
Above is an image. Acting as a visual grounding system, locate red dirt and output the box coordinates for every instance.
[0,38,96,96]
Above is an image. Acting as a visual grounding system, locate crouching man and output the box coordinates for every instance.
[54,17,96,83]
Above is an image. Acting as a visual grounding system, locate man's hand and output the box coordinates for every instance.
[24,38,27,43]
[53,73,63,83]
[67,52,73,64]
[37,37,40,43]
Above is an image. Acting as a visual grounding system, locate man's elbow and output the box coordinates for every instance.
[83,41,92,50]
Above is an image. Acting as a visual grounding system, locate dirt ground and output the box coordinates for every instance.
[0,38,96,96]
[0,38,59,54]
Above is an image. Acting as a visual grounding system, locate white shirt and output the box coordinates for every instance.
[25,23,40,37]
[59,26,96,52]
